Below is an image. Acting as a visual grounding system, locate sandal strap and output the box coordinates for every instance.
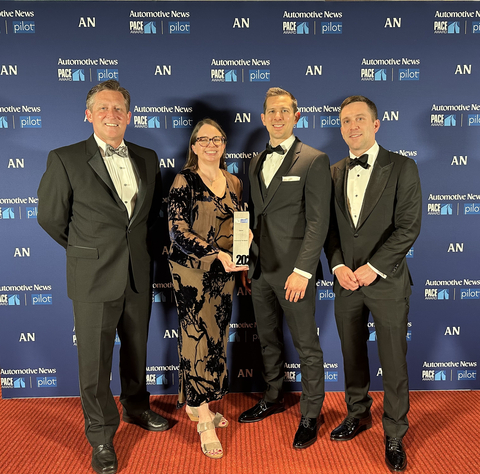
[197,421,215,433]
[201,441,222,453]
[212,412,226,426]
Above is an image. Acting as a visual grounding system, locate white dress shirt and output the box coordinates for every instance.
[94,135,138,218]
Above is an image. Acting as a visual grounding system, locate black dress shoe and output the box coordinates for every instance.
[238,399,285,423]
[91,443,117,474]
[385,436,407,472]
[122,409,169,431]
[330,414,372,441]
[293,415,323,449]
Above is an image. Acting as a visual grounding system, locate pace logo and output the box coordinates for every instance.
[146,373,168,385]
[134,116,161,129]
[97,69,118,81]
[226,161,239,174]
[4,294,20,305]
[228,331,241,343]
[284,371,302,382]
[320,116,340,128]
[58,69,85,81]
[424,288,449,300]
[32,294,53,305]
[0,116,8,128]
[14,377,26,388]
[422,370,446,381]
[0,207,15,219]
[249,69,270,82]
[321,22,342,34]
[427,203,452,216]
[324,371,339,382]
[361,69,387,81]
[460,288,480,300]
[13,21,35,33]
[434,21,460,34]
[467,114,480,126]
[464,203,480,215]
[369,330,376,341]
[169,21,190,34]
[296,116,309,128]
[399,68,420,81]
[430,114,456,126]
[37,376,57,388]
[130,21,156,34]
[283,21,309,34]
[20,116,42,128]
[457,370,476,380]
[211,69,237,82]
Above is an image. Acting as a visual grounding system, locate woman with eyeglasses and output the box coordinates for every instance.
[168,118,249,459]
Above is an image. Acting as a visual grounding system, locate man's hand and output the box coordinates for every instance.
[335,266,360,291]
[240,270,251,295]
[353,264,378,287]
[284,272,308,302]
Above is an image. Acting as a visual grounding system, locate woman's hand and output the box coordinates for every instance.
[217,251,248,273]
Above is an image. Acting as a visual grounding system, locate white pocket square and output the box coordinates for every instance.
[282,176,300,182]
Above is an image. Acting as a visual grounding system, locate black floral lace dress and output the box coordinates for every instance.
[167,169,243,407]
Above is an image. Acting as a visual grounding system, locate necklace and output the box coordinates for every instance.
[199,169,221,186]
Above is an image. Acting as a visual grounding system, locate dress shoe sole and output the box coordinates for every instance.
[122,414,169,432]
[91,463,117,474]
[330,422,372,441]
[293,436,317,449]
[386,458,407,472]
[238,406,285,423]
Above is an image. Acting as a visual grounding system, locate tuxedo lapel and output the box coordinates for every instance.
[356,147,393,229]
[332,159,353,228]
[128,146,147,225]
[262,139,301,210]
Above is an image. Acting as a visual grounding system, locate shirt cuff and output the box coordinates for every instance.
[367,262,386,279]
[294,268,312,279]
[332,264,345,275]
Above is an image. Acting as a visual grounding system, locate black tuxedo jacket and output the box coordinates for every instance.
[248,137,331,285]
[38,134,161,302]
[325,145,422,299]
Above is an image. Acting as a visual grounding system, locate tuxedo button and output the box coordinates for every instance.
[354,233,359,238]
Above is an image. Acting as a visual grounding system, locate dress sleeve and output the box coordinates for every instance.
[168,173,219,264]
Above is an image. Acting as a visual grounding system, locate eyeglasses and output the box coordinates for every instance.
[196,136,226,147]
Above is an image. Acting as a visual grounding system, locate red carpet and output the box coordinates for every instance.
[0,390,478,473]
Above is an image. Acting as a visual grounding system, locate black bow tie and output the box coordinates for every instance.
[348,154,369,169]
[265,143,285,155]
[105,144,128,158]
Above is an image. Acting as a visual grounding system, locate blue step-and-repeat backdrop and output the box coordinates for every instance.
[1,1,479,398]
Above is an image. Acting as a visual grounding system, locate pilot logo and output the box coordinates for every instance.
[97,69,118,81]
[457,370,476,380]
[227,162,239,174]
[249,69,270,82]
[32,294,53,305]
[468,114,480,126]
[20,116,42,128]
[172,116,193,128]
[0,116,8,128]
[473,22,480,34]
[321,22,342,34]
[318,289,335,300]
[14,378,25,388]
[464,203,480,215]
[375,69,387,81]
[320,116,340,128]
[13,21,35,34]
[228,331,241,343]
[460,288,480,299]
[296,116,308,129]
[369,330,376,341]
[0,207,15,219]
[324,371,338,382]
[169,21,190,34]
[37,376,57,388]
[399,69,420,81]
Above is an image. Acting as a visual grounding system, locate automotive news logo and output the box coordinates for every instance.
[0,207,15,219]
[20,116,42,128]
[0,294,20,305]
[283,21,309,34]
[31,294,52,305]
[457,369,476,380]
[296,116,309,128]
[422,370,446,381]
[424,288,449,300]
[249,69,270,82]
[464,203,480,215]
[13,21,35,33]
[0,116,8,128]
[169,21,190,34]
[58,69,85,81]
[460,288,480,299]
[431,114,456,126]
[321,22,342,34]
[211,69,237,82]
[434,21,460,34]
[361,69,387,81]
[427,203,452,216]
[399,69,420,81]
[130,21,156,34]
[97,69,118,81]
[324,371,339,382]
[37,376,57,388]
[134,116,161,129]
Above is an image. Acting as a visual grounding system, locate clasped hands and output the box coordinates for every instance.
[335,264,378,291]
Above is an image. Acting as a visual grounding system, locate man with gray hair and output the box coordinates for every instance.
[38,80,167,474]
